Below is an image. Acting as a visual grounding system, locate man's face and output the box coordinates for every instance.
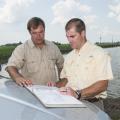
[66,27,84,49]
[30,25,45,46]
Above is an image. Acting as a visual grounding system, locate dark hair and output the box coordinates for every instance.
[65,18,86,33]
[27,17,45,31]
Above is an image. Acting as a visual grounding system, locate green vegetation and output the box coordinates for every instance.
[53,41,72,53]
[54,41,120,52]
[96,41,120,48]
[0,41,120,64]
[0,42,22,64]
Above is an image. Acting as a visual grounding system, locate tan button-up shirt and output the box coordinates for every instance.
[7,39,64,85]
[60,41,113,98]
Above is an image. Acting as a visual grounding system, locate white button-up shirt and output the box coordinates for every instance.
[60,41,113,98]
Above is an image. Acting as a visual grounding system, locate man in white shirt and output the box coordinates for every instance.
[58,18,113,110]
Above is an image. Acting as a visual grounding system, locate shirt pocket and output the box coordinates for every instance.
[47,57,56,69]
[85,55,94,63]
[26,60,39,73]
[84,56,95,72]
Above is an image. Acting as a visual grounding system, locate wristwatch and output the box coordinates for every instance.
[75,90,81,100]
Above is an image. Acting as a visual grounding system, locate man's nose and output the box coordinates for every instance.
[36,33,41,37]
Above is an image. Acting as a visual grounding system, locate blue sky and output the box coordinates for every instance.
[0,0,120,45]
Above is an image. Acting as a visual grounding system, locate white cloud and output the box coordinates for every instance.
[96,26,120,36]
[0,0,34,24]
[83,15,97,26]
[108,2,120,22]
[88,25,98,30]
[51,0,94,25]
[113,0,120,3]
[79,4,91,13]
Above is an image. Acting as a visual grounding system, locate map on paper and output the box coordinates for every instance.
[26,85,86,108]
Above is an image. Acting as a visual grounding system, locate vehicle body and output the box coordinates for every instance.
[0,76,111,120]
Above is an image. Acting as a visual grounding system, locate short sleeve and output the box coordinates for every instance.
[95,52,113,81]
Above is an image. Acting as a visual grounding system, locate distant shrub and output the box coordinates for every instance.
[0,45,16,64]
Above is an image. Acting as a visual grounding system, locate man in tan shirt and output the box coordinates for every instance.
[6,17,64,86]
[58,18,113,110]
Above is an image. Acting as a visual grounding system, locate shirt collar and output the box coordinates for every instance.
[74,41,92,55]
[28,39,47,48]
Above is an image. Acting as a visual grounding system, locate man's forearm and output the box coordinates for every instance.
[56,78,68,88]
[80,80,108,99]
[6,66,32,86]
[57,67,62,80]
[6,66,23,81]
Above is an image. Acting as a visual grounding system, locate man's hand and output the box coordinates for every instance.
[59,87,77,98]
[6,66,33,87]
[15,77,33,87]
[56,78,68,88]
[47,81,56,87]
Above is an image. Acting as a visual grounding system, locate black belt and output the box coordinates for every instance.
[85,97,102,103]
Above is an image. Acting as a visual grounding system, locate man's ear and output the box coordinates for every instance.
[81,30,86,38]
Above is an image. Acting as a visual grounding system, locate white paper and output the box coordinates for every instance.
[26,85,86,108]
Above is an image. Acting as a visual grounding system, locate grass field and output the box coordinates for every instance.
[0,45,16,64]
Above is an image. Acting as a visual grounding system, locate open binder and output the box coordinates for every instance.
[26,85,86,108]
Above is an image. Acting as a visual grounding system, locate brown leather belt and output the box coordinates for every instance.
[85,97,102,103]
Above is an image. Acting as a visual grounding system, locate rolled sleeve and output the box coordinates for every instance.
[6,44,25,70]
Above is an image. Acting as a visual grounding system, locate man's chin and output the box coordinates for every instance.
[34,41,44,46]
[71,44,76,49]
[36,40,44,44]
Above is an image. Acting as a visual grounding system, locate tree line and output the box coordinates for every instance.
[0,41,120,64]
